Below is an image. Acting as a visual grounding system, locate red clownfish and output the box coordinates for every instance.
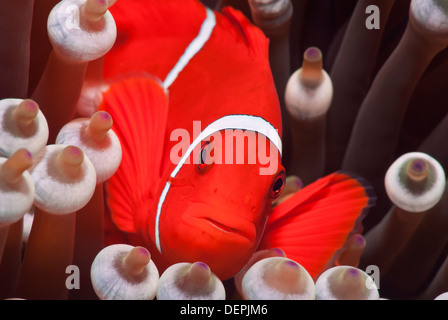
[99,0,374,280]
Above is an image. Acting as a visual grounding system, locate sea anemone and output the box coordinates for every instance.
[315,265,379,300]
[90,244,159,300]
[156,261,226,300]
[241,257,315,300]
[0,0,448,301]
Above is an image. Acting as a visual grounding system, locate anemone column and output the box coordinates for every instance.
[325,0,395,174]
[341,0,448,229]
[0,0,34,99]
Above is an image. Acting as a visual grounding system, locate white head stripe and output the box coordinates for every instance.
[163,8,216,89]
[155,115,282,252]
[171,115,282,178]
[155,7,216,252]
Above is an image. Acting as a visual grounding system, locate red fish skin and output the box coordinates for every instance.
[105,0,281,141]
[101,0,284,280]
[101,0,373,282]
[104,0,208,82]
[154,132,284,279]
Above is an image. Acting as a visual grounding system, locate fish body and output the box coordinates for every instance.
[100,0,373,280]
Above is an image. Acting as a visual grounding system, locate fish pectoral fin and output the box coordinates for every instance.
[259,172,375,279]
[99,76,169,233]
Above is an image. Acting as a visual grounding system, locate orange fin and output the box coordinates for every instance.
[258,172,375,279]
[99,77,169,233]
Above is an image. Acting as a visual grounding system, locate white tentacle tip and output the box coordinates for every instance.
[385,152,446,213]
[315,266,379,300]
[31,144,97,214]
[0,150,35,227]
[285,69,333,120]
[248,0,293,35]
[56,111,122,184]
[410,0,448,38]
[156,262,226,300]
[0,99,49,158]
[47,0,117,62]
[91,244,159,300]
[435,292,448,300]
[242,257,315,300]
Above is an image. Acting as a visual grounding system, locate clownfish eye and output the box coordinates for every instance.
[197,141,212,173]
[270,170,286,199]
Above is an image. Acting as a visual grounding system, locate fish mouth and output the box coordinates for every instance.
[180,203,259,246]
[201,217,252,240]
[183,208,257,244]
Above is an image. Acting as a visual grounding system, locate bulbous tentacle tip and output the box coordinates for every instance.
[87,111,113,141]
[185,262,212,285]
[385,152,446,213]
[91,244,159,300]
[248,0,293,36]
[56,111,122,184]
[76,80,110,117]
[270,247,286,257]
[32,144,97,214]
[0,150,35,225]
[407,158,429,182]
[335,233,366,267]
[410,0,448,43]
[284,46,333,120]
[121,246,152,277]
[0,149,33,185]
[242,257,315,300]
[82,0,110,22]
[303,46,322,61]
[156,262,225,300]
[47,0,117,62]
[300,47,324,85]
[234,248,287,297]
[315,266,379,300]
[352,233,367,246]
[14,100,39,125]
[265,259,306,292]
[435,292,448,300]
[57,146,85,178]
[0,99,49,158]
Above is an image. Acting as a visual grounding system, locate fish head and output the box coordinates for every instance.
[154,128,285,280]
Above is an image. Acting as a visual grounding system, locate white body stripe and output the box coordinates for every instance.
[153,7,282,253]
[155,115,282,253]
[162,7,216,89]
[154,6,216,252]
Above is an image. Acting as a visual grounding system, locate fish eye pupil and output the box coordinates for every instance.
[200,147,207,164]
[197,141,211,173]
[273,178,283,193]
[198,153,207,170]
[270,172,285,199]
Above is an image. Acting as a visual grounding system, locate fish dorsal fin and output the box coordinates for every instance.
[99,77,169,233]
[259,172,375,279]
[105,0,208,82]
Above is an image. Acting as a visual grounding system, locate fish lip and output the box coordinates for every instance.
[182,203,258,244]
[201,217,252,240]
[186,214,257,243]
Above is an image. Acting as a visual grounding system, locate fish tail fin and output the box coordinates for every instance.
[259,172,375,279]
[98,76,169,234]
